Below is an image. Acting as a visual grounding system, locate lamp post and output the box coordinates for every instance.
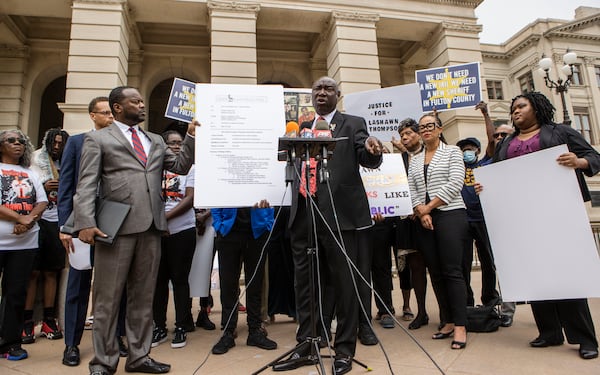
[537,49,577,125]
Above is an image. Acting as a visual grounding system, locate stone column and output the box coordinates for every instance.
[324,10,381,96]
[60,0,133,134]
[208,1,260,84]
[0,45,28,132]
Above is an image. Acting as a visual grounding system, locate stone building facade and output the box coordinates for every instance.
[1,0,599,219]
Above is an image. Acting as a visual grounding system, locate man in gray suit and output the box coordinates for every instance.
[73,86,196,375]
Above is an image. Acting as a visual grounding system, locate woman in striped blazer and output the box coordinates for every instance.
[407,114,469,349]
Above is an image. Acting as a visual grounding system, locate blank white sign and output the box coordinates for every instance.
[473,144,600,301]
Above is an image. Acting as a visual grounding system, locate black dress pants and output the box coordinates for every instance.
[462,220,500,306]
[291,196,359,357]
[416,209,469,326]
[153,227,196,329]
[0,249,36,349]
[370,220,396,316]
[531,299,598,349]
[217,230,267,333]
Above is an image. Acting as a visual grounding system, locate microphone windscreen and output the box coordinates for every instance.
[300,127,314,138]
[300,122,312,130]
[315,120,329,131]
[286,121,299,134]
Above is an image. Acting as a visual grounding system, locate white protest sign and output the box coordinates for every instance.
[194,84,292,208]
[344,84,422,141]
[360,153,413,217]
[474,145,600,301]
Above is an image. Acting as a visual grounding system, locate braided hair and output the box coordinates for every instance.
[43,128,69,158]
[510,92,556,133]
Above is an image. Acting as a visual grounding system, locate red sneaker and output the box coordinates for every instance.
[21,320,35,344]
[40,319,63,340]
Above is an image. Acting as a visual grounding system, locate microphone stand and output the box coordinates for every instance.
[253,137,343,375]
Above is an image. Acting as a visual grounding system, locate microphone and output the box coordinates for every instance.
[300,126,313,138]
[313,120,331,138]
[285,121,299,137]
[313,120,331,183]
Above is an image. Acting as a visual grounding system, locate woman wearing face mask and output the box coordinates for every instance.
[456,136,501,309]
[407,114,470,349]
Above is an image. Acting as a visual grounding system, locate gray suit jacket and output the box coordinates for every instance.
[73,123,194,235]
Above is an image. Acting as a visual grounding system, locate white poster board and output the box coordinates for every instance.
[189,216,216,297]
[343,84,422,141]
[473,145,600,301]
[194,84,292,207]
[360,153,413,217]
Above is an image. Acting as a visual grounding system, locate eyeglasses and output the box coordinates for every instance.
[418,122,438,132]
[493,132,509,139]
[92,111,113,116]
[3,137,26,145]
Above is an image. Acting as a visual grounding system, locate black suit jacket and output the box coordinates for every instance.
[494,123,600,202]
[290,111,382,231]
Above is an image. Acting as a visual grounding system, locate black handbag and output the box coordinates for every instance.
[466,305,501,332]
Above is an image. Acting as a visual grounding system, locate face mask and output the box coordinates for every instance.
[463,150,477,164]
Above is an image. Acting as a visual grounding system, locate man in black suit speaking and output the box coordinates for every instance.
[276,77,383,375]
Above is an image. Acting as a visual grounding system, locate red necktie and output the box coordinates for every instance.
[299,117,325,198]
[129,127,147,165]
[299,159,317,198]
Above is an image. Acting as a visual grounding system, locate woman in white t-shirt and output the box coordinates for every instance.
[151,130,197,349]
[0,130,48,360]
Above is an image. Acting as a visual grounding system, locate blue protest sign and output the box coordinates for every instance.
[415,62,481,112]
[164,78,196,122]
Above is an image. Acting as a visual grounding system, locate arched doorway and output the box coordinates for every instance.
[37,76,66,147]
[148,77,193,136]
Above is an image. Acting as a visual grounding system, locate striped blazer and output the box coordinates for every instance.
[407,142,466,211]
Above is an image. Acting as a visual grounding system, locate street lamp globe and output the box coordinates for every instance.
[563,50,577,65]
[539,56,553,71]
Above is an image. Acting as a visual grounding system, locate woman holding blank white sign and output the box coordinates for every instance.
[491,91,599,360]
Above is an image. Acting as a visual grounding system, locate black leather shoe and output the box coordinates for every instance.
[408,314,429,330]
[62,345,80,366]
[125,358,171,373]
[334,356,353,375]
[499,315,512,327]
[211,332,235,355]
[90,371,110,375]
[195,310,216,330]
[272,348,314,371]
[247,330,277,350]
[118,336,129,357]
[529,337,563,348]
[579,347,599,359]
[358,325,378,346]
